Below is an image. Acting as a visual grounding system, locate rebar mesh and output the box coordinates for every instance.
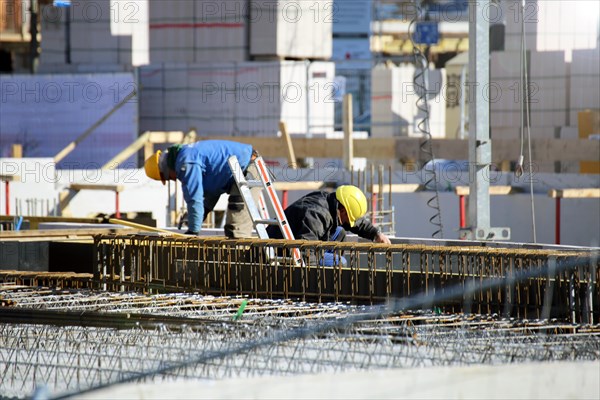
[1,242,599,398]
[91,235,600,321]
[1,288,599,399]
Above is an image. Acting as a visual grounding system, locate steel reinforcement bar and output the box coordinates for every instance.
[92,235,599,322]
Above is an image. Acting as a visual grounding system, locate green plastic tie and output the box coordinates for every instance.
[233,299,249,321]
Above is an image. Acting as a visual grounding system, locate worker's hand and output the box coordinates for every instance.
[184,230,198,236]
[374,232,391,244]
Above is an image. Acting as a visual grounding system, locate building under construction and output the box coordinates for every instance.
[1,0,599,399]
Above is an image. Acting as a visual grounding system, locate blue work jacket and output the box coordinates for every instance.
[175,140,253,232]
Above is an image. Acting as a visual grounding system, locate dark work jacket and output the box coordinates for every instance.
[267,191,379,241]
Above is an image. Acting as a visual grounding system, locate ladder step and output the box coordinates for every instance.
[255,218,279,225]
[242,180,264,188]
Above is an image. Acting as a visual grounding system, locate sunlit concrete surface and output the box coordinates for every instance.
[77,361,600,400]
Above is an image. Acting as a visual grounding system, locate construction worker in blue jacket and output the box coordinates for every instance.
[144,140,261,238]
[267,185,391,266]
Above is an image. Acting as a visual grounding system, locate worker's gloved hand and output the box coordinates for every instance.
[184,230,198,236]
[374,232,391,244]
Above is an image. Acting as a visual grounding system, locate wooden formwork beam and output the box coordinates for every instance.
[548,188,600,199]
[279,121,297,169]
[455,186,524,196]
[103,131,600,168]
[102,131,193,170]
[0,228,137,240]
[189,136,600,163]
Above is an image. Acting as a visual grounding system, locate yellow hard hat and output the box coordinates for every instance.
[144,150,165,184]
[336,185,367,227]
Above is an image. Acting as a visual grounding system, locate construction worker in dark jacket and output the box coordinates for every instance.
[144,140,261,238]
[267,185,391,266]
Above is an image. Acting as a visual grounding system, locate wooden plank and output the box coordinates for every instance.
[578,110,600,173]
[396,138,600,163]
[11,144,22,158]
[148,131,187,143]
[58,190,73,218]
[103,130,195,170]
[455,186,524,196]
[1,220,180,239]
[493,139,600,162]
[0,215,104,224]
[548,188,600,199]
[70,184,125,192]
[273,182,324,191]
[358,138,397,159]
[392,138,468,163]
[107,218,186,237]
[193,136,287,158]
[144,141,155,162]
[132,134,600,163]
[376,183,425,193]
[279,121,297,168]
[0,228,137,240]
[102,131,150,169]
[180,136,391,159]
[291,138,342,158]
